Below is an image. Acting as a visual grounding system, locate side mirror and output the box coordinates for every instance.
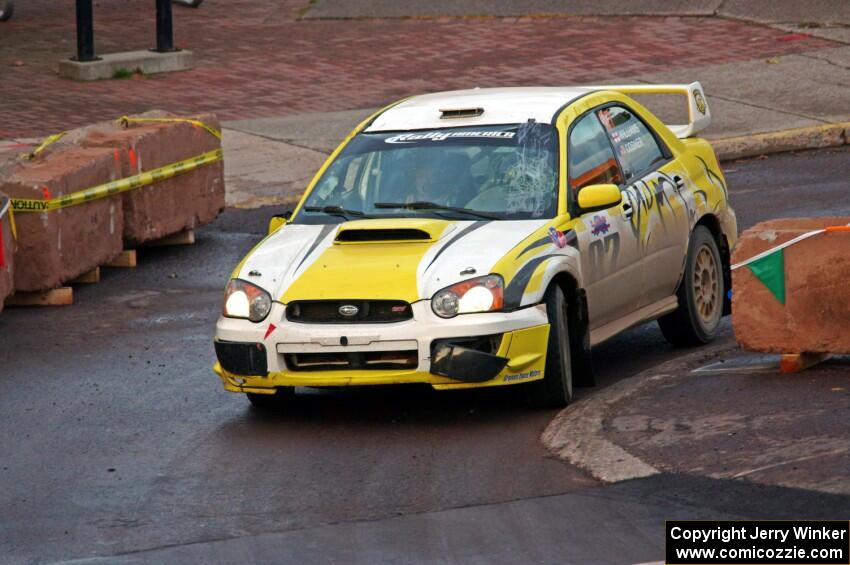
[577,184,622,212]
[268,209,293,234]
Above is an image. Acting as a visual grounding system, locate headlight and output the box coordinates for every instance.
[223,279,272,322]
[431,275,504,318]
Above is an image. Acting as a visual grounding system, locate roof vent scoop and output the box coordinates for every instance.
[439,107,484,119]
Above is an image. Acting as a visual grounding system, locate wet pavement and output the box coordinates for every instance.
[1,146,849,563]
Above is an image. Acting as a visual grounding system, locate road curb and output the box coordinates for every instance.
[711,122,850,162]
[541,340,739,483]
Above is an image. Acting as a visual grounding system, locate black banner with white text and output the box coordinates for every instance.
[666,520,849,564]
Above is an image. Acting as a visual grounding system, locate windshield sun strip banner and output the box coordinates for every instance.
[384,130,517,144]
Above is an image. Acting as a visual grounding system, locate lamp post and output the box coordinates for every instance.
[74,0,99,62]
[154,0,178,52]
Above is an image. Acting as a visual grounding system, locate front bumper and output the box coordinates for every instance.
[213,300,549,393]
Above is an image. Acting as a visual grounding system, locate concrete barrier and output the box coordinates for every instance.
[79,111,225,246]
[0,111,224,295]
[1,147,124,292]
[732,217,850,354]
[0,194,14,311]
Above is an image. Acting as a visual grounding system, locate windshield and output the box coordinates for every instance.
[294,122,559,223]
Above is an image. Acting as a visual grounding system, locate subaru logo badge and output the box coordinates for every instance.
[338,304,359,317]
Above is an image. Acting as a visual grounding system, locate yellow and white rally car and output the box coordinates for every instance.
[214,82,737,408]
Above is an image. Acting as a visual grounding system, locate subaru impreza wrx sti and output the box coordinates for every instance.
[214,82,737,408]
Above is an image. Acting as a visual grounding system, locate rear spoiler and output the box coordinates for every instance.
[585,81,711,139]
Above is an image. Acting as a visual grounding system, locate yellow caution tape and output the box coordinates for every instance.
[10,148,223,213]
[117,115,222,140]
[8,206,16,239]
[22,131,67,161]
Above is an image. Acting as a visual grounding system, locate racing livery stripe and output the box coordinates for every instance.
[516,235,552,259]
[293,224,336,274]
[516,229,578,259]
[423,221,489,272]
[503,254,561,310]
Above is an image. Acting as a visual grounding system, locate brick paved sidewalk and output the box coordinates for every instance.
[0,0,839,138]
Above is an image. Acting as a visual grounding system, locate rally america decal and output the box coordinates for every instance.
[385,131,516,144]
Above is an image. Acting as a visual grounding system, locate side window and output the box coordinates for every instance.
[596,106,666,181]
[568,112,624,194]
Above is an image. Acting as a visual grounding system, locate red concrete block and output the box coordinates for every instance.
[78,111,225,246]
[732,217,850,354]
[0,148,124,292]
[0,194,14,312]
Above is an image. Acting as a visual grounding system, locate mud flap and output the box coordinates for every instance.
[720,235,732,316]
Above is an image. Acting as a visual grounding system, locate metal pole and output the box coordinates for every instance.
[74,0,98,62]
[154,0,177,52]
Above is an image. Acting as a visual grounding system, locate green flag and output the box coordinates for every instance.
[747,249,785,305]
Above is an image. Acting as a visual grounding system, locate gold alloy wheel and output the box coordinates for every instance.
[693,244,720,325]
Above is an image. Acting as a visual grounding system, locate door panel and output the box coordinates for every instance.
[576,205,643,329]
[567,110,644,328]
[633,164,693,304]
[599,105,690,306]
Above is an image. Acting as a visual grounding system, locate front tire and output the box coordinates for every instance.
[526,284,573,408]
[247,387,294,410]
[658,225,724,346]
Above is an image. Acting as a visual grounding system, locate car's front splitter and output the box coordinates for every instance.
[213,323,549,393]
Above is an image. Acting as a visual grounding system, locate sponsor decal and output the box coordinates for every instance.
[611,123,639,143]
[590,215,610,236]
[384,131,516,144]
[503,369,541,383]
[264,323,277,340]
[549,227,576,249]
[694,89,707,115]
[548,226,569,248]
[617,137,645,155]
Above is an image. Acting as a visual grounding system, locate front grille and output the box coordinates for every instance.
[286,300,413,324]
[284,350,419,372]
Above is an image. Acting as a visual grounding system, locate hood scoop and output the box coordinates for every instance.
[334,218,454,244]
[336,228,432,243]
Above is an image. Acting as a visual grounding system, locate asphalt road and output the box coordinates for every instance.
[1,147,849,564]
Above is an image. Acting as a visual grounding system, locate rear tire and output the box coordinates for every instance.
[247,387,294,410]
[526,284,573,408]
[658,225,724,346]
